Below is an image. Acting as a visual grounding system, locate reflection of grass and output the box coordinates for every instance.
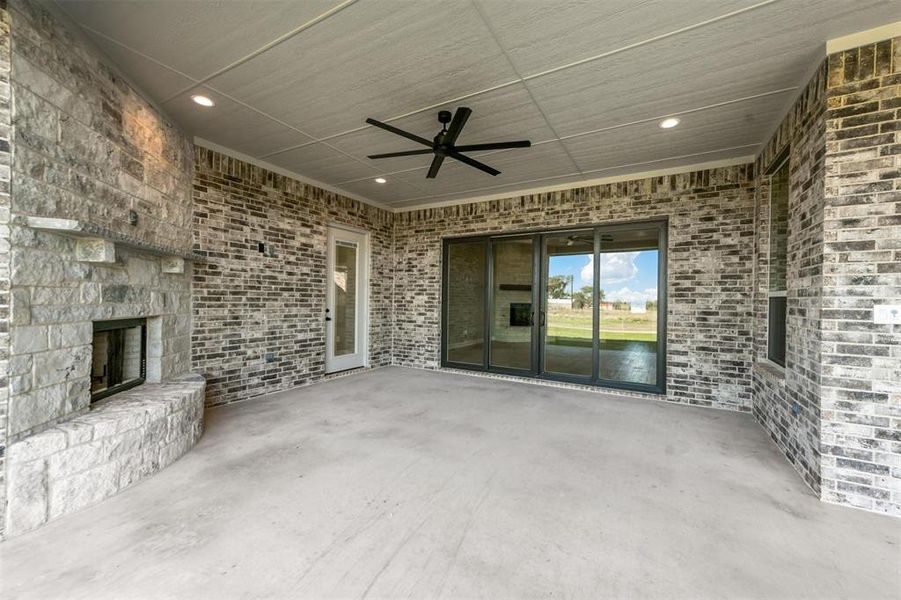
[547,326,656,342]
[547,307,657,341]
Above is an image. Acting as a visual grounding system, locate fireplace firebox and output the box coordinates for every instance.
[91,318,147,402]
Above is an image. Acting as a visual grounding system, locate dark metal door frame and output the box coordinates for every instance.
[441,219,668,395]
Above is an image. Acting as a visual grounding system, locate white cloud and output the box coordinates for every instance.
[580,256,593,284]
[605,286,657,305]
[600,252,639,283]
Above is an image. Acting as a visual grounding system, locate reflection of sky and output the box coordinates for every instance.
[549,251,658,302]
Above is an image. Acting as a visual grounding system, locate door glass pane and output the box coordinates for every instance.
[447,241,486,365]
[544,231,594,377]
[491,238,533,370]
[334,241,357,357]
[598,226,659,385]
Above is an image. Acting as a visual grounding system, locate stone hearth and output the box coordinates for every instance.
[5,374,204,535]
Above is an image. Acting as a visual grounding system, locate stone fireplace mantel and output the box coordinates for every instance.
[23,216,205,270]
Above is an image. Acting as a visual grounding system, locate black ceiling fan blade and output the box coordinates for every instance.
[454,140,531,152]
[444,107,472,145]
[448,151,500,176]
[368,148,434,159]
[365,118,433,148]
[426,155,446,179]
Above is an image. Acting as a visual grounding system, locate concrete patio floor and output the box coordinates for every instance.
[1,367,898,599]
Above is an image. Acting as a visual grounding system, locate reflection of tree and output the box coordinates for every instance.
[547,275,569,298]
[572,285,592,309]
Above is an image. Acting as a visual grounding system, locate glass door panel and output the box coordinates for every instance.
[333,241,358,357]
[598,226,660,386]
[542,231,594,378]
[446,240,487,366]
[490,237,534,371]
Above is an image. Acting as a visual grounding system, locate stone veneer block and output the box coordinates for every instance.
[4,374,205,536]
[161,256,184,274]
[75,237,115,263]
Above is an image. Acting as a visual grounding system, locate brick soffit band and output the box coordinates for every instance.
[195,136,757,215]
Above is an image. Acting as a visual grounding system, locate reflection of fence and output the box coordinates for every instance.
[547,298,572,306]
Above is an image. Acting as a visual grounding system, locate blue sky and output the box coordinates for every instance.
[549,250,658,303]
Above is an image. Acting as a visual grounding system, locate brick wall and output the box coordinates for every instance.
[0,0,12,539]
[751,63,827,493]
[820,37,900,516]
[393,166,757,411]
[750,37,900,517]
[192,147,394,406]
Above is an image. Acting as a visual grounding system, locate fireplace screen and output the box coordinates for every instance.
[91,318,147,402]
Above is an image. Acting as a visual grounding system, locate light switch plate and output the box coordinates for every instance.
[873,305,901,324]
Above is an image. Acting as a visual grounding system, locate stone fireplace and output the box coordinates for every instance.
[3,219,205,535]
[1,0,207,537]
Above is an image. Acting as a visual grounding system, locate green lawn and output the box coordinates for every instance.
[547,326,656,342]
[546,307,656,342]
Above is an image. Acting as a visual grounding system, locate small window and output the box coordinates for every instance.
[767,158,789,366]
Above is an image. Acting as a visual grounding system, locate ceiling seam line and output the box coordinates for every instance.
[58,17,341,160]
[393,143,761,203]
[290,82,801,182]
[521,0,784,82]
[264,0,783,158]
[470,0,584,176]
[160,0,362,104]
[184,82,422,189]
[557,86,801,142]
[70,23,203,84]
[258,78,523,159]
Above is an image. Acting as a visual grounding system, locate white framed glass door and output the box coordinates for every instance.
[325,226,368,373]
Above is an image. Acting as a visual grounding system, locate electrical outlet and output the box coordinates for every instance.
[265,352,276,363]
[874,305,901,324]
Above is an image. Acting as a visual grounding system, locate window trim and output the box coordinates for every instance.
[766,153,790,367]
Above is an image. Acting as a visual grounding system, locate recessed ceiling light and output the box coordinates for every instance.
[191,94,214,107]
[374,177,387,184]
[659,117,680,129]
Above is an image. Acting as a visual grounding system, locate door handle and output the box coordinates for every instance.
[540,311,546,327]
[325,316,332,322]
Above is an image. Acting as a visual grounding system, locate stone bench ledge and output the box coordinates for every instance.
[5,374,206,537]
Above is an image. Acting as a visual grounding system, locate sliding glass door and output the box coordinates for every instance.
[597,224,664,387]
[442,220,666,393]
[490,236,537,372]
[542,231,595,379]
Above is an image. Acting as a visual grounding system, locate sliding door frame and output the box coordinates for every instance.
[441,236,490,371]
[441,218,668,395]
[593,219,668,394]
[487,233,542,378]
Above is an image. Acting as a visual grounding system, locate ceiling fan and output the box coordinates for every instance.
[365,107,531,178]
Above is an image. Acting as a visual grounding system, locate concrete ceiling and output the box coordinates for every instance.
[56,0,897,209]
